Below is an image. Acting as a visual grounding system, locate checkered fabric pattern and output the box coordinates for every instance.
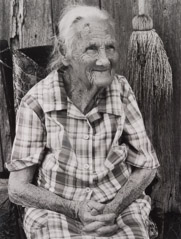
[23,195,151,239]
[7,70,159,238]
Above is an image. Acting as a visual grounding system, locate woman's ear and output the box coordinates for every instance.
[62,55,70,66]
[58,39,70,66]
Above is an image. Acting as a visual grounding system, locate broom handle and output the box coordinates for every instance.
[138,0,145,15]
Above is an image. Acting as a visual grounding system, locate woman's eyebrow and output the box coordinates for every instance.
[88,39,115,45]
[106,39,116,45]
[84,42,99,49]
[84,43,98,51]
[84,38,116,49]
[87,41,98,46]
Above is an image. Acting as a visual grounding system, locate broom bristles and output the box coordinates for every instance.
[127,30,172,101]
[126,21,173,144]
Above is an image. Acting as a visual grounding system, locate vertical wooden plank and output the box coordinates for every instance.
[163,0,181,210]
[0,72,11,173]
[100,0,137,75]
[0,68,12,173]
[10,0,54,49]
[50,0,100,35]
[0,40,14,176]
[150,0,181,213]
[0,0,10,41]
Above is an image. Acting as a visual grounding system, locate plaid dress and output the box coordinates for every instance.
[7,70,159,239]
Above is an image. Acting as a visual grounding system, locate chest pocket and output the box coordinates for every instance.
[44,114,77,168]
[45,115,65,150]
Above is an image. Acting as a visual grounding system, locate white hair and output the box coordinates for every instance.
[49,4,115,71]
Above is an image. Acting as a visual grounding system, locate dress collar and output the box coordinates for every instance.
[43,70,67,113]
[43,70,123,118]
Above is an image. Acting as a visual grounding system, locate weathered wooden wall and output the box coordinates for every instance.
[0,0,10,41]
[0,0,12,174]
[1,0,181,238]
[149,0,181,217]
[151,0,181,210]
[0,49,12,173]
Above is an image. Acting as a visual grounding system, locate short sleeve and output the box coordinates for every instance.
[122,83,160,169]
[6,97,46,171]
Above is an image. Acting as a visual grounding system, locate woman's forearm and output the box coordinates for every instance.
[8,167,79,219]
[104,167,157,215]
[9,183,78,218]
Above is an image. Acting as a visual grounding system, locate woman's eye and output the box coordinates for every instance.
[86,45,97,52]
[106,45,115,51]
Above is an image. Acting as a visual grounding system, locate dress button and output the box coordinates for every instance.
[86,187,91,193]
[84,164,89,170]
[83,134,89,140]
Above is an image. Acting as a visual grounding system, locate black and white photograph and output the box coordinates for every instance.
[0,0,180,238]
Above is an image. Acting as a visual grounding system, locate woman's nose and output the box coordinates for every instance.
[96,49,110,67]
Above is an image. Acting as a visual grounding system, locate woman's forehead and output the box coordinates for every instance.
[73,17,115,40]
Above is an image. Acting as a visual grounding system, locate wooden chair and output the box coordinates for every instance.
[13,45,53,112]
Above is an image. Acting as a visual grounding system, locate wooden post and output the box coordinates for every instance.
[0,40,13,177]
[138,0,145,15]
[0,0,10,42]
[10,0,53,49]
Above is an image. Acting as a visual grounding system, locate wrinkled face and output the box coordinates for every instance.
[65,17,119,89]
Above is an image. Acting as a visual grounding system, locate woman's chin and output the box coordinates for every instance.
[95,80,112,88]
[92,71,114,88]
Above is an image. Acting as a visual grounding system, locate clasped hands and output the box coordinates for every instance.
[77,200,118,237]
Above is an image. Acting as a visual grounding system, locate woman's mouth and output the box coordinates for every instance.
[93,68,110,72]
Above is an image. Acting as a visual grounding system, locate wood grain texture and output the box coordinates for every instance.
[150,0,181,213]
[0,68,12,173]
[10,0,53,49]
[0,41,13,174]
[0,0,10,41]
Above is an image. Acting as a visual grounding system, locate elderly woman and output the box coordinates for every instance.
[7,4,159,239]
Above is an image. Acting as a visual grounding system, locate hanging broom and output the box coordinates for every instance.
[127,0,172,132]
[126,0,173,238]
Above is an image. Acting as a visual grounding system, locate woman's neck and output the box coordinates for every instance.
[59,69,100,115]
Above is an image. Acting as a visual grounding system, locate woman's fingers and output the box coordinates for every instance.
[79,201,118,236]
[78,199,117,234]
[88,200,105,212]
[78,200,107,224]
[94,213,116,223]
[91,208,99,216]
[82,213,117,233]
[84,212,116,225]
[83,221,106,232]
[97,224,119,236]
[82,222,119,237]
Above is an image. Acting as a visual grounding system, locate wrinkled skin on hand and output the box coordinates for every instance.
[78,200,118,237]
